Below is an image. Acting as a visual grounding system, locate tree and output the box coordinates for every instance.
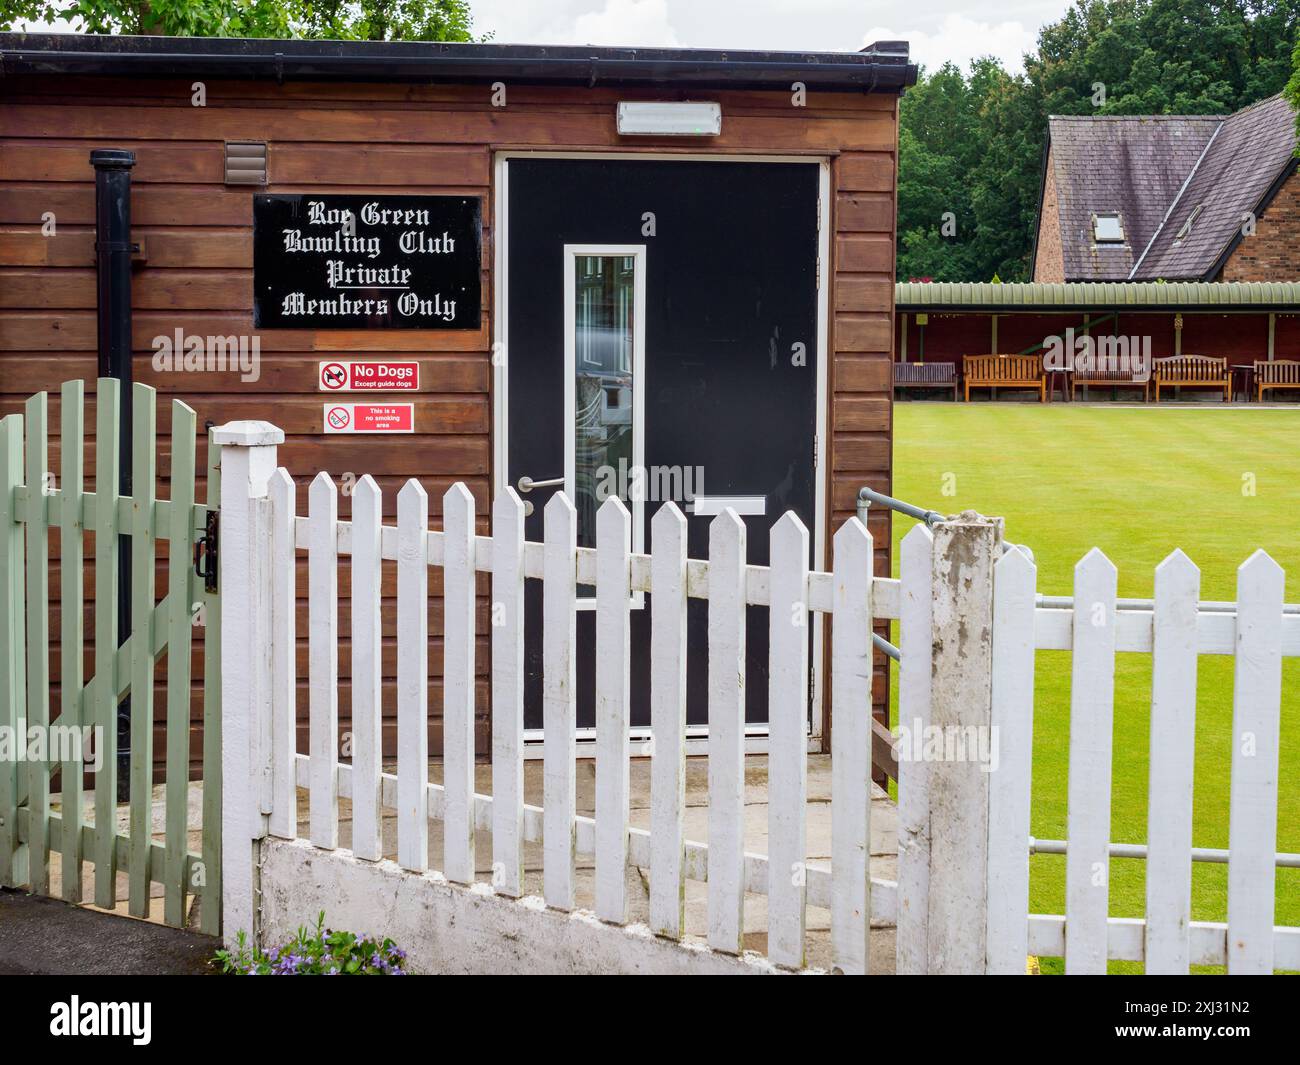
[1287,21,1300,146]
[896,59,1045,282]
[894,63,980,281]
[0,0,481,40]
[295,0,479,41]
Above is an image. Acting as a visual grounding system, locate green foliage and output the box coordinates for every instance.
[214,912,409,975]
[1288,27,1300,149]
[898,0,1300,281]
[0,0,482,41]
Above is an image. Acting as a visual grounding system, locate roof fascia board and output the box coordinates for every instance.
[0,32,919,91]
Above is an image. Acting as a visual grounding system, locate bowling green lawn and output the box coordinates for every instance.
[886,402,1299,973]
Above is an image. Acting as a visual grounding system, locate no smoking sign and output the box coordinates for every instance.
[322,402,414,434]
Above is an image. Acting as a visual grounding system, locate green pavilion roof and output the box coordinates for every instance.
[895,281,1300,313]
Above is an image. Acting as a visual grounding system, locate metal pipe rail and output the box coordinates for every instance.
[1030,838,1300,869]
[1037,594,1300,615]
[856,485,1035,561]
[872,633,900,661]
[856,485,943,528]
[849,490,905,661]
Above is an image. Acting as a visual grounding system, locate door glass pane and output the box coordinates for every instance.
[574,254,636,562]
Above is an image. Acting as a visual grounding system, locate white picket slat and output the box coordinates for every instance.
[307,473,339,850]
[985,545,1037,974]
[595,497,632,924]
[491,488,526,897]
[396,480,429,872]
[543,493,578,910]
[443,484,477,884]
[1144,549,1200,974]
[268,468,298,840]
[1227,550,1284,974]
[767,512,810,969]
[830,516,874,975]
[895,523,934,975]
[707,509,747,954]
[350,475,384,861]
[1064,548,1117,974]
[649,502,688,940]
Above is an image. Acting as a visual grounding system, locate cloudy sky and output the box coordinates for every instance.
[10,0,1078,76]
[469,0,1076,75]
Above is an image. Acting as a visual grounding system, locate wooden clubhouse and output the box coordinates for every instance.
[0,33,916,772]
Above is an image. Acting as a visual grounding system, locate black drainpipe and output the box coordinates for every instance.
[91,148,135,802]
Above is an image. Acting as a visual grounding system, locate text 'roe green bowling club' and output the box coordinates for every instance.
[253,194,482,329]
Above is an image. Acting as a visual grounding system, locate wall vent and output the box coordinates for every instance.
[225,142,267,185]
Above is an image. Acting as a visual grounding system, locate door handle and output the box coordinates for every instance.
[517,475,565,493]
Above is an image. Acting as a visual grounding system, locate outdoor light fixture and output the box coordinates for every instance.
[616,101,722,136]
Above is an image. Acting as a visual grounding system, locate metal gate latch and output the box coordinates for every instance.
[194,510,220,593]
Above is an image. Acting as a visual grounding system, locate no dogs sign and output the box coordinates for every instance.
[319,360,419,391]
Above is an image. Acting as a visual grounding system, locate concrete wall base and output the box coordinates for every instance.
[259,838,807,975]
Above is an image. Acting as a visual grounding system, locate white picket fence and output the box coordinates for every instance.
[215,421,894,973]
[215,422,1297,974]
[894,520,1299,975]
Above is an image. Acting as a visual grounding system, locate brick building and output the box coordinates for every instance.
[1032,95,1299,283]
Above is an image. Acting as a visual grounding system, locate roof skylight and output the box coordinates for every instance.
[1093,213,1125,243]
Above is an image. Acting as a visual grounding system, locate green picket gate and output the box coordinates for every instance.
[0,379,221,935]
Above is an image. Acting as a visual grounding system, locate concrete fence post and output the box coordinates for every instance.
[926,511,1003,973]
[213,421,284,948]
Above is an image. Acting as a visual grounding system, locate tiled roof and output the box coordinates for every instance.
[1044,96,1298,282]
[1135,95,1298,279]
[1047,114,1220,280]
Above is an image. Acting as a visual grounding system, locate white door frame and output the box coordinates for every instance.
[492,150,831,756]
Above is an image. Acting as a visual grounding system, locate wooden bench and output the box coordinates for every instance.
[894,361,958,400]
[1153,355,1230,402]
[1070,367,1150,402]
[962,354,1045,402]
[1255,360,1300,402]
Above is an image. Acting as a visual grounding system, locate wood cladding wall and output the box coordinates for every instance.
[0,75,899,771]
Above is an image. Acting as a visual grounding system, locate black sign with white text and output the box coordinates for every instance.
[253,194,481,329]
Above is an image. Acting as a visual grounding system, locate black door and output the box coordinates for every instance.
[506,158,819,732]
